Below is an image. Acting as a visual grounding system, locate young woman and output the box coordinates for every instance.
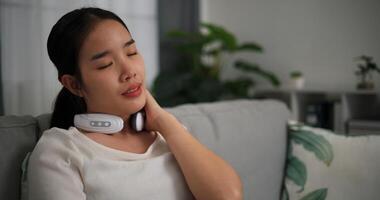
[27,7,242,200]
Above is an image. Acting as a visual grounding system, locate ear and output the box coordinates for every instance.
[60,75,83,97]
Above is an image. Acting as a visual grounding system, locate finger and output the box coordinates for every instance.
[144,88,161,117]
[143,89,166,131]
[144,88,160,108]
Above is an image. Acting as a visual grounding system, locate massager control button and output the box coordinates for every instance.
[90,121,111,127]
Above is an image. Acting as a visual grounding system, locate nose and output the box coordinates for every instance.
[121,72,137,82]
[119,58,137,82]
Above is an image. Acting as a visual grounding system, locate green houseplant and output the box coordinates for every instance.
[354,55,380,90]
[153,23,281,106]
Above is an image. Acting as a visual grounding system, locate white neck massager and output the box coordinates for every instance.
[74,111,145,134]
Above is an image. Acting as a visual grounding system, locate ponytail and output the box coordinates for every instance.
[50,87,86,129]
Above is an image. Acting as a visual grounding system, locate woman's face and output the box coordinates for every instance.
[77,19,146,119]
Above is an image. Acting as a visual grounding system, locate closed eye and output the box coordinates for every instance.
[98,62,113,69]
[127,52,138,56]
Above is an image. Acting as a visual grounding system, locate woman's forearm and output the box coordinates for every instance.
[156,114,243,200]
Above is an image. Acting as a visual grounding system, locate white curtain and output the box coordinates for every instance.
[0,0,158,116]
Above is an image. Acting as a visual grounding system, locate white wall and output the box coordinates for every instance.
[201,0,380,92]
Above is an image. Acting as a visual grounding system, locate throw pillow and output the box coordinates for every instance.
[282,121,380,200]
[20,152,31,200]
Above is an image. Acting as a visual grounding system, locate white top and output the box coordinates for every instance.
[27,127,194,200]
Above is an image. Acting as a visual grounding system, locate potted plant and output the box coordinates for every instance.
[289,70,304,90]
[153,23,281,106]
[354,55,380,90]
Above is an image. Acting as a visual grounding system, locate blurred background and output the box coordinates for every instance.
[1,0,380,134]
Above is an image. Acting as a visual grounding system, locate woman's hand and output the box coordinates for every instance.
[143,89,243,200]
[143,88,176,134]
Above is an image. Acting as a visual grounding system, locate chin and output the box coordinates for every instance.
[127,94,146,114]
[135,99,146,112]
[116,88,146,116]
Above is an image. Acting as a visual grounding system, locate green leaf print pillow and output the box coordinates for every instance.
[282,121,380,200]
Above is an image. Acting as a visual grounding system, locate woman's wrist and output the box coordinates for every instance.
[153,112,179,137]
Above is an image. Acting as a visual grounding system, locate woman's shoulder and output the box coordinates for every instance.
[35,127,78,149]
[26,127,85,199]
[30,127,82,163]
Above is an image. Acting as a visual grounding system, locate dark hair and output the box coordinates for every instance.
[48,7,129,129]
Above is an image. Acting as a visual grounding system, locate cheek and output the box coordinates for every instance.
[81,74,113,97]
[136,59,146,79]
[139,67,146,80]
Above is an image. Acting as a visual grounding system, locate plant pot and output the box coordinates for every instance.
[357,81,374,90]
[290,77,305,89]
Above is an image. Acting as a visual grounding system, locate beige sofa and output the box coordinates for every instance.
[0,99,290,199]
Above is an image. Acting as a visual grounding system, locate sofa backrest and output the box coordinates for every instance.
[166,99,290,200]
[0,99,290,200]
[0,116,39,200]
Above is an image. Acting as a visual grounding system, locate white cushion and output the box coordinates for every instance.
[285,125,380,200]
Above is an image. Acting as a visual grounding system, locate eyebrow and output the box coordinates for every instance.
[90,39,135,61]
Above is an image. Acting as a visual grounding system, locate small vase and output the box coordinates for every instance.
[357,81,374,90]
[357,75,375,90]
[290,77,305,90]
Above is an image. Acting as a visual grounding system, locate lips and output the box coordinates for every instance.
[122,83,142,98]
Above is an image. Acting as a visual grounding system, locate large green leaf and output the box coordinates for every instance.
[223,77,255,98]
[167,30,210,43]
[287,138,293,159]
[167,30,211,55]
[300,188,328,200]
[236,42,263,53]
[286,156,307,192]
[201,23,238,51]
[188,77,224,102]
[234,60,281,87]
[290,129,334,166]
[281,187,289,200]
[167,30,193,38]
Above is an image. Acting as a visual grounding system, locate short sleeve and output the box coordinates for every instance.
[27,129,86,200]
